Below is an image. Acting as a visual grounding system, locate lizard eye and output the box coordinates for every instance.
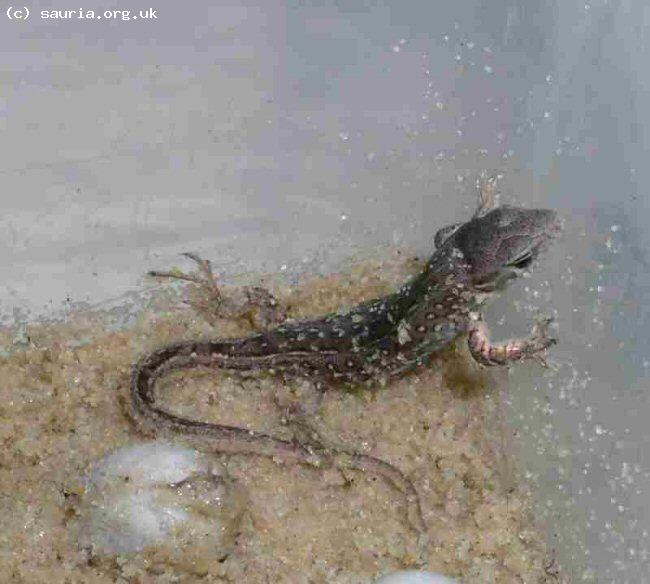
[508,252,534,269]
[434,223,462,248]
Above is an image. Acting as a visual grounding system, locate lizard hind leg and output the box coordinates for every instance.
[148,252,224,326]
[467,313,557,367]
[148,252,286,330]
[282,406,428,536]
[271,378,427,536]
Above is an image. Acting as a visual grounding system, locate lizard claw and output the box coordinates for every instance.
[532,352,559,372]
[527,315,558,369]
[180,251,205,263]
[147,252,223,325]
[180,252,219,288]
[530,315,557,347]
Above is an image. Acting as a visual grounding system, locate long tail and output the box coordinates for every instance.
[130,339,426,534]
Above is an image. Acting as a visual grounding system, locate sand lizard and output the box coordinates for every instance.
[130,179,561,534]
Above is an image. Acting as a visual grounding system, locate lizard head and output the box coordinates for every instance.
[445,205,561,292]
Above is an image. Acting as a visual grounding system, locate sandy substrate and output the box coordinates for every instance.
[0,251,563,583]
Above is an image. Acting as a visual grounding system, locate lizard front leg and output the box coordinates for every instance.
[148,252,286,330]
[467,313,556,367]
[472,171,503,218]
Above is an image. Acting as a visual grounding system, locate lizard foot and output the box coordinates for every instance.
[272,384,331,455]
[468,313,557,367]
[148,252,223,325]
[148,252,286,330]
[473,171,505,218]
[527,315,559,370]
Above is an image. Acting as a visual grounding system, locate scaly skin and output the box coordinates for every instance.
[130,181,561,535]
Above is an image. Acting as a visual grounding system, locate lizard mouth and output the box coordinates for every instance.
[472,269,519,292]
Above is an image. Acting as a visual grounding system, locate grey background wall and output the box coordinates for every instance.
[2,1,649,581]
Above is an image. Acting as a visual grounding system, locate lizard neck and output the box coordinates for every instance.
[410,246,473,305]
[393,246,485,332]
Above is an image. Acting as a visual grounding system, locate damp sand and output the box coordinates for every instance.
[0,250,563,583]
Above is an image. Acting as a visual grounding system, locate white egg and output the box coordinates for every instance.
[78,441,245,557]
[374,571,459,584]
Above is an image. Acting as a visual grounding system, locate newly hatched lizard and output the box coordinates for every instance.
[130,179,561,534]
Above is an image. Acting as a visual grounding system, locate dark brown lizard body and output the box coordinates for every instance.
[130,185,561,534]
